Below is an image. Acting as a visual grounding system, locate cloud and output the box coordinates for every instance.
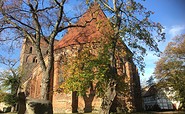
[169,25,185,37]
[162,26,167,33]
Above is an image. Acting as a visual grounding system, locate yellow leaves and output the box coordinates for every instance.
[58,40,111,94]
[154,35,185,103]
[58,33,130,96]
[126,6,132,11]
[96,20,103,30]
[164,34,185,57]
[86,0,89,5]
[58,46,97,93]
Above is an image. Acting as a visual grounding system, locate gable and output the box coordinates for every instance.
[54,3,112,50]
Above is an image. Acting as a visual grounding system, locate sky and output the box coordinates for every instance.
[140,0,185,86]
[0,0,185,86]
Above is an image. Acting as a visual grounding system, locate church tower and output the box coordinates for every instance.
[20,37,49,82]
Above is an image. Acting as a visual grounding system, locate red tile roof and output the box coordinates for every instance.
[55,3,112,49]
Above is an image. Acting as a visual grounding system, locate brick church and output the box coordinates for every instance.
[20,4,142,113]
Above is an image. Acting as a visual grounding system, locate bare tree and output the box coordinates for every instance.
[0,0,91,100]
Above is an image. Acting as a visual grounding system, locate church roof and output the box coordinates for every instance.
[54,3,112,49]
[54,3,133,56]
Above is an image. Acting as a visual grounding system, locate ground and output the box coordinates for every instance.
[1,111,185,114]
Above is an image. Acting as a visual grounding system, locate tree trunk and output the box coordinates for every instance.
[40,71,50,100]
[18,92,26,114]
[99,30,118,113]
[99,80,117,114]
[32,71,53,114]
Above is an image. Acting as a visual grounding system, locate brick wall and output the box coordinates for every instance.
[22,41,142,113]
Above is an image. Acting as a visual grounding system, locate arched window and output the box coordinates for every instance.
[46,50,48,54]
[29,47,32,53]
[33,57,37,63]
[26,56,29,62]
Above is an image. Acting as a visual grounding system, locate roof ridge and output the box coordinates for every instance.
[54,2,109,49]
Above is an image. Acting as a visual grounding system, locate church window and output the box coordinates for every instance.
[33,57,37,63]
[33,57,35,63]
[26,56,29,62]
[29,47,32,53]
[46,50,48,54]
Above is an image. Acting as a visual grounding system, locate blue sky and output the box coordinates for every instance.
[140,0,185,85]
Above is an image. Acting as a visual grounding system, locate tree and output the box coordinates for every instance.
[85,0,164,113]
[0,69,21,112]
[0,0,165,113]
[61,37,111,95]
[154,34,185,110]
[60,0,165,113]
[0,56,20,111]
[0,0,91,100]
[0,89,7,103]
[146,75,155,87]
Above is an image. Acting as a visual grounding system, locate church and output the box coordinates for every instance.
[20,4,142,113]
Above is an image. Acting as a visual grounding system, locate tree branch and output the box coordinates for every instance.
[99,0,114,12]
[58,17,96,32]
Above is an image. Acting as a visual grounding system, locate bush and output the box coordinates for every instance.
[3,94,18,106]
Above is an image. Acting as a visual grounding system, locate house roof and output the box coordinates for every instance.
[54,3,112,49]
[143,85,158,97]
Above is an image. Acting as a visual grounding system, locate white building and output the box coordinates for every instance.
[142,85,179,111]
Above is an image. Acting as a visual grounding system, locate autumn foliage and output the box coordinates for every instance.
[154,34,185,109]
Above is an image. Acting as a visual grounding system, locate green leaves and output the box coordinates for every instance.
[59,38,111,97]
[0,68,20,105]
[97,0,165,73]
[3,93,18,105]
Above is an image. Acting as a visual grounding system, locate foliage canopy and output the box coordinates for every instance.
[0,68,20,106]
[154,34,185,109]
